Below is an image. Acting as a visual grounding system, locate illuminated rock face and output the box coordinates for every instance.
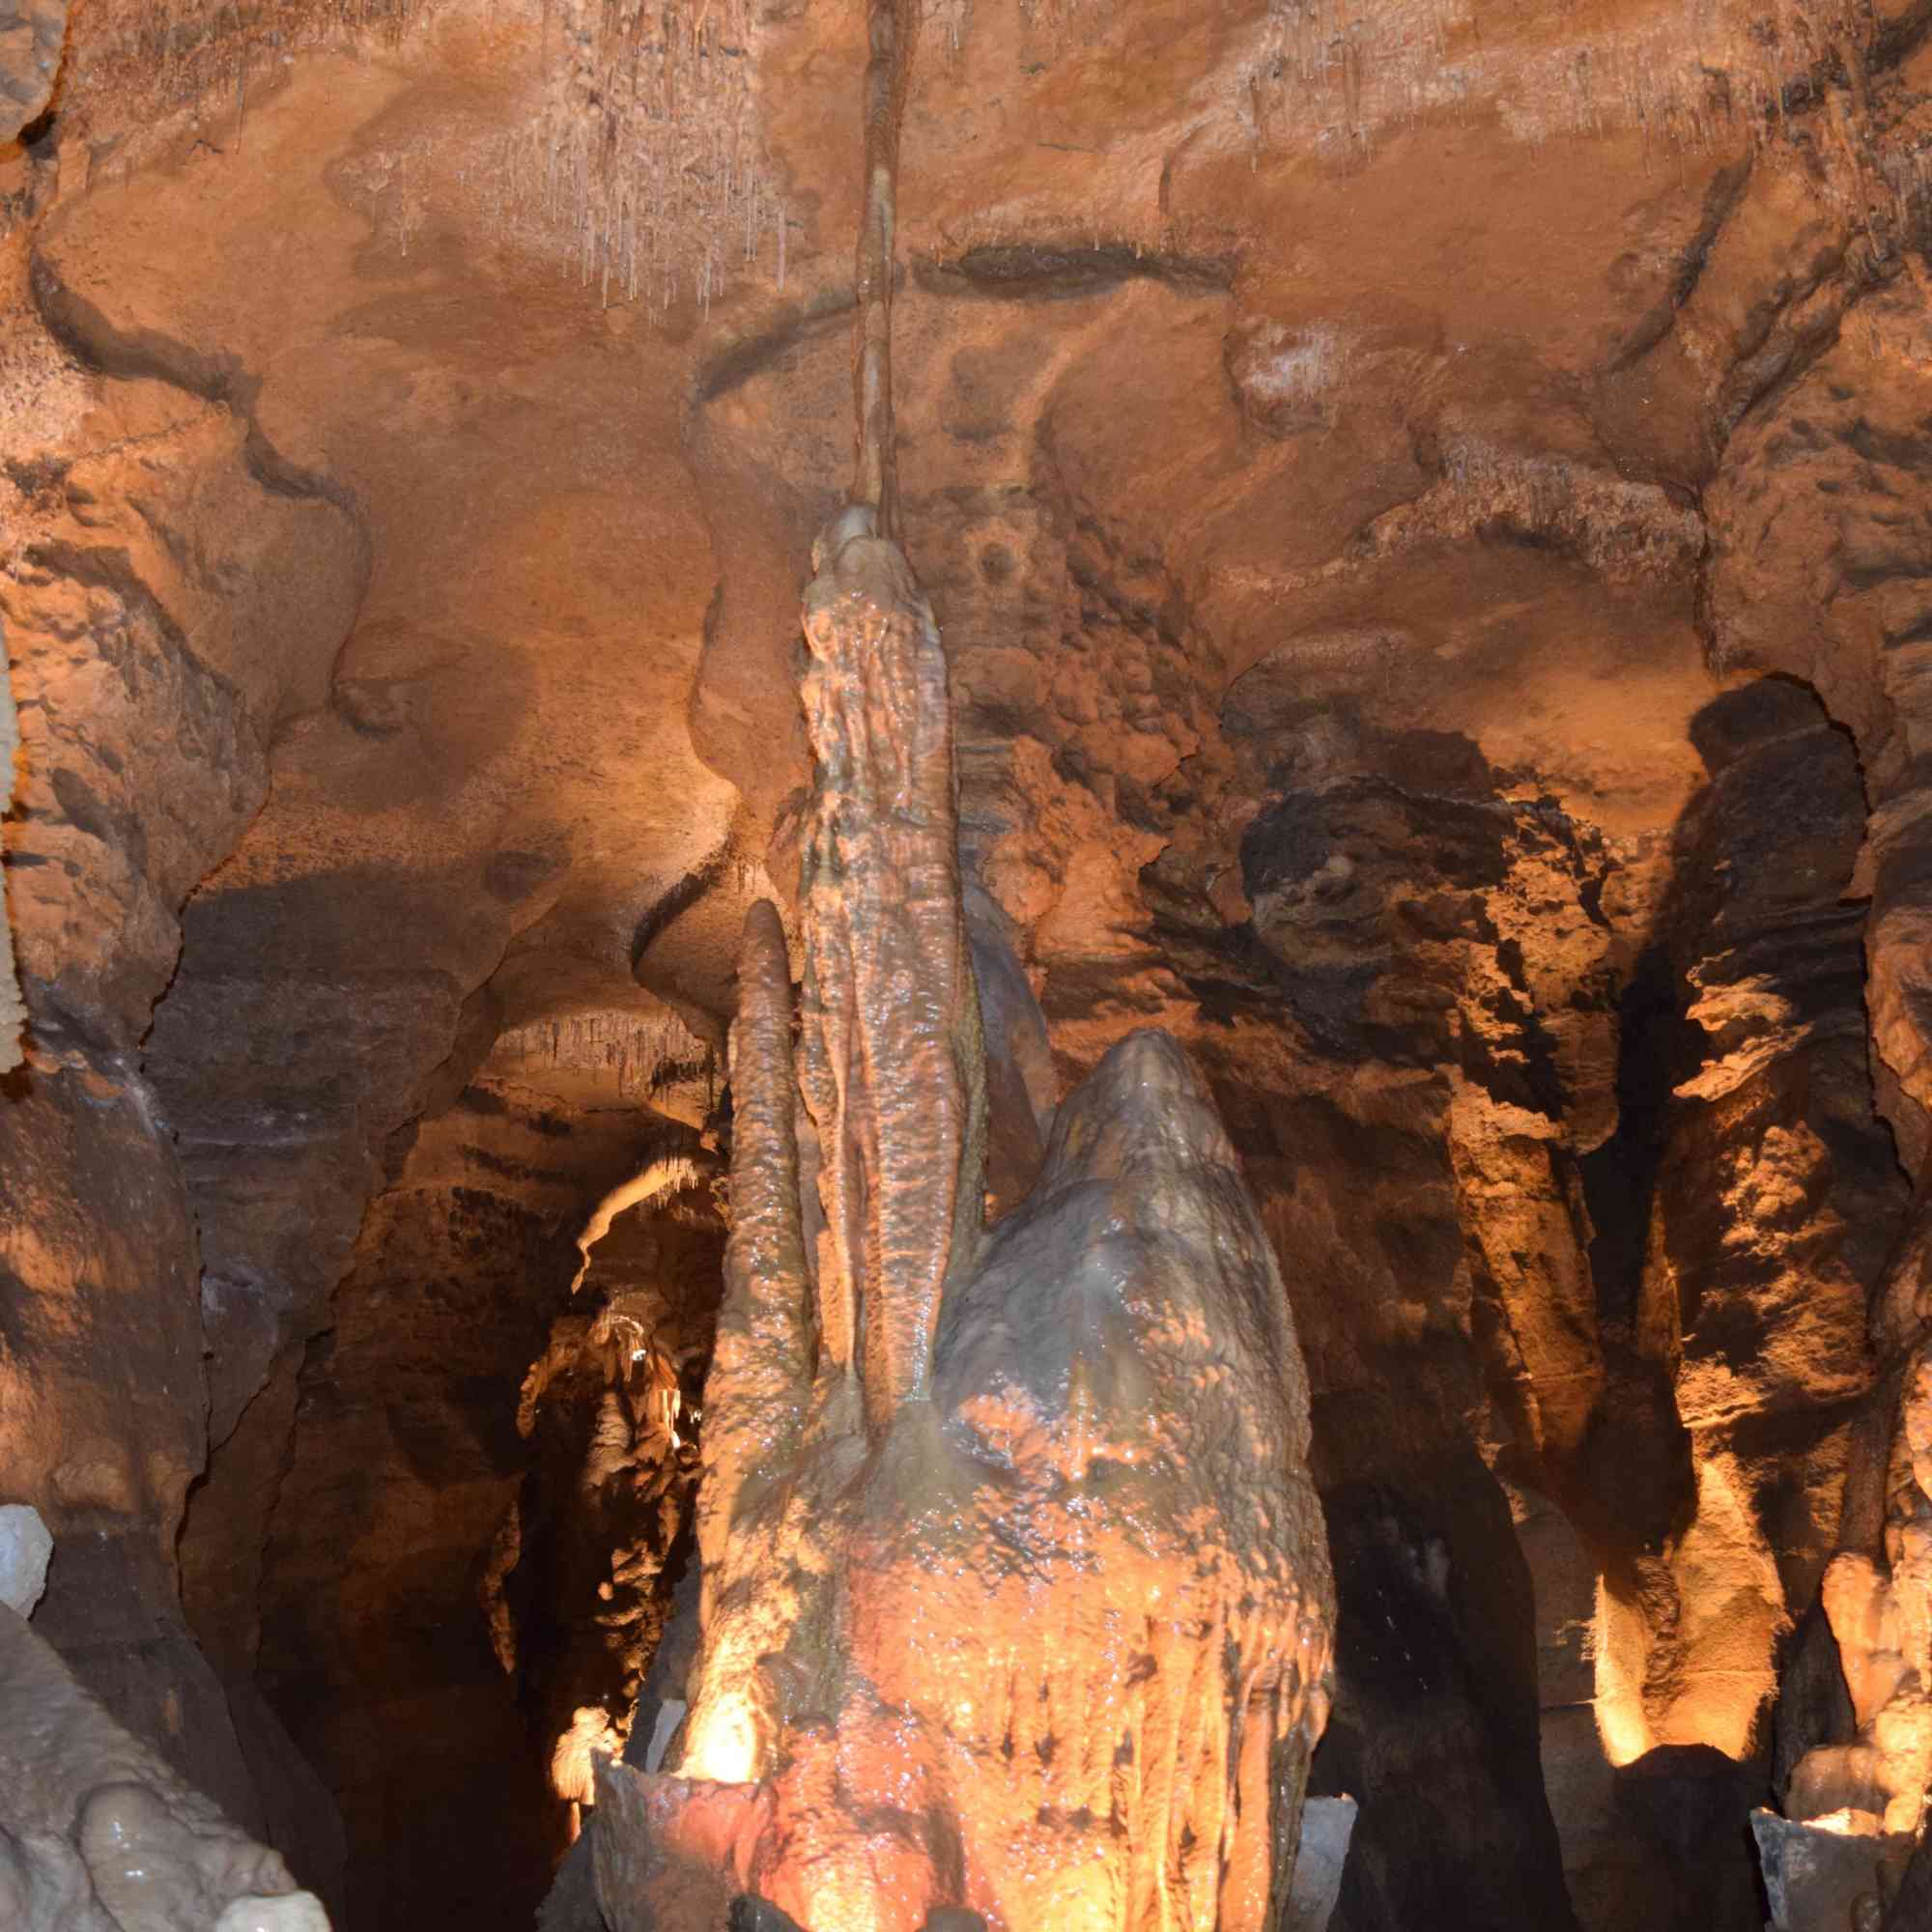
[1580,680,1907,1782]
[31,3,1932,1917]
[590,510,1335,1932]
[1705,291,1932,1877]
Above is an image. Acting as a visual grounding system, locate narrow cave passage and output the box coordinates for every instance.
[235,1061,724,1930]
[9,3,1932,1931]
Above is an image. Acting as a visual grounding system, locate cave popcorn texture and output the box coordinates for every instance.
[586,510,1336,1931]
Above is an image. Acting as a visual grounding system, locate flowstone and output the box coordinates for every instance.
[586,508,1335,1932]
[0,1601,327,1931]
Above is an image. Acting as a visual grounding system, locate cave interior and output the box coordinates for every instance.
[7,0,1932,1928]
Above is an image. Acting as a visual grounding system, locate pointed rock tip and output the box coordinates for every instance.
[1091,1027,1198,1102]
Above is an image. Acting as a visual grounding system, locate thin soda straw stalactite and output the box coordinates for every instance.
[850,0,919,535]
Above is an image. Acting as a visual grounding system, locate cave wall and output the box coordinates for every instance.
[1596,681,1901,1764]
[508,1161,722,1820]
[0,228,365,1878]
[1705,269,1932,1879]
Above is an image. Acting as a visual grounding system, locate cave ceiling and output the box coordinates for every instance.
[10,0,1881,1097]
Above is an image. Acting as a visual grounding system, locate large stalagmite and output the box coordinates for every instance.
[585,505,1335,1931]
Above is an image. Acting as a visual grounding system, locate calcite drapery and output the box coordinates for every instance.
[589,507,1335,1931]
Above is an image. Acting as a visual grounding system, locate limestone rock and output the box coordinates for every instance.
[0,1504,51,1616]
[14,0,1932,1923]
[252,1081,714,1927]
[0,1604,328,1931]
[1287,1797,1356,1932]
[1751,1810,1915,1932]
[600,513,1334,1931]
[213,1896,331,1932]
[0,0,65,143]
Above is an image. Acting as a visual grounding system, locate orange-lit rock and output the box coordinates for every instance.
[1707,279,1932,1887]
[587,511,1335,1931]
[15,0,1932,1924]
[1586,681,1905,1772]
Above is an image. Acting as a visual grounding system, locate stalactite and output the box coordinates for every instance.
[850,0,916,537]
[496,0,783,314]
[497,1009,711,1102]
[793,510,988,1422]
[0,650,22,1073]
[1242,0,1925,157]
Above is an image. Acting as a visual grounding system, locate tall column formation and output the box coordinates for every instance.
[794,509,989,1425]
[587,502,1335,1931]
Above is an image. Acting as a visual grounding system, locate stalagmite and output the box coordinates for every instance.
[589,503,1336,1930]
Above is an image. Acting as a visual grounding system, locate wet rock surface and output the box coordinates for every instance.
[0,1587,326,1932]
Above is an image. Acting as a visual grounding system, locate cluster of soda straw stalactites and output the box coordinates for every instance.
[496,1007,714,1102]
[60,0,784,314]
[496,0,786,314]
[64,0,415,126]
[56,0,1932,311]
[1250,0,1927,156]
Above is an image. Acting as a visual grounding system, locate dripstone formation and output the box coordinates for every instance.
[588,506,1335,1932]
